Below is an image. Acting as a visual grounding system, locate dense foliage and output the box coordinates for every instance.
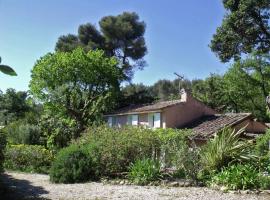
[0,89,31,126]
[210,164,270,190]
[55,12,147,79]
[200,127,254,171]
[0,130,6,172]
[210,0,270,62]
[78,126,191,176]
[50,144,98,183]
[128,158,162,185]
[29,48,123,148]
[255,129,270,156]
[4,121,42,145]
[4,145,53,174]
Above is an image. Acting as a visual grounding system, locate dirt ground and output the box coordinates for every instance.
[1,172,270,200]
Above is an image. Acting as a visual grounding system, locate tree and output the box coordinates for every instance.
[149,79,193,101]
[223,52,270,120]
[210,0,270,62]
[118,83,154,108]
[0,88,30,125]
[192,74,227,111]
[0,57,17,76]
[55,12,147,80]
[29,48,123,137]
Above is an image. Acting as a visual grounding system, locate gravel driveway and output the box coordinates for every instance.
[1,172,269,200]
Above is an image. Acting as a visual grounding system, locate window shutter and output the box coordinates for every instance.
[148,113,154,127]
[132,115,138,126]
[154,113,161,128]
[108,117,113,127]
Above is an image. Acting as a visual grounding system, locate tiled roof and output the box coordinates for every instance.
[105,99,184,115]
[185,113,252,139]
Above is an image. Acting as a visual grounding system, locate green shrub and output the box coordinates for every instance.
[259,175,270,190]
[255,130,270,156]
[4,120,42,145]
[172,168,186,179]
[200,127,255,172]
[79,126,154,176]
[4,145,53,173]
[50,144,98,183]
[0,130,6,172]
[128,158,162,185]
[78,125,191,176]
[210,164,261,190]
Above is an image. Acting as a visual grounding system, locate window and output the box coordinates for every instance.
[154,113,161,128]
[148,113,161,128]
[132,115,138,126]
[127,115,138,126]
[108,117,113,127]
[107,116,116,127]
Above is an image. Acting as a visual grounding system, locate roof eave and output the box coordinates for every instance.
[104,109,163,117]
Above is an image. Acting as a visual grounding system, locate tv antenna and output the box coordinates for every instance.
[174,72,184,93]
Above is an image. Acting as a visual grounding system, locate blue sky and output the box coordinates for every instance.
[0,0,227,92]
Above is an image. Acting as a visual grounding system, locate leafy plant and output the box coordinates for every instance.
[78,125,159,176]
[259,175,270,190]
[210,164,263,190]
[4,145,53,174]
[4,121,42,145]
[255,130,270,156]
[0,57,17,76]
[30,48,123,139]
[49,144,98,183]
[200,127,255,172]
[78,125,191,176]
[128,158,162,185]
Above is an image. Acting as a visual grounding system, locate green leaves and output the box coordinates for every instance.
[55,12,147,80]
[210,0,270,62]
[0,56,17,76]
[201,127,255,171]
[0,64,17,76]
[30,48,123,141]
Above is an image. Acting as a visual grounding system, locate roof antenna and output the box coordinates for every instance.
[174,72,184,93]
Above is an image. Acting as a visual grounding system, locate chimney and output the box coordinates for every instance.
[180,88,188,102]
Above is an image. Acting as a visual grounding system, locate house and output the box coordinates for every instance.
[104,89,268,142]
[185,113,267,144]
[104,89,216,129]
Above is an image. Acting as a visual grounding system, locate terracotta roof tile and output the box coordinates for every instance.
[184,113,252,139]
[105,99,184,115]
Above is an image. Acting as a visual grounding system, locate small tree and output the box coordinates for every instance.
[29,48,123,145]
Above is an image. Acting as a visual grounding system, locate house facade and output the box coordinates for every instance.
[104,89,268,141]
[104,89,216,128]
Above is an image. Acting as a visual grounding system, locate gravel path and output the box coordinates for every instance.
[1,172,270,200]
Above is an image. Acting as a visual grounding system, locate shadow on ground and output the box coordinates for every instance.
[0,173,50,200]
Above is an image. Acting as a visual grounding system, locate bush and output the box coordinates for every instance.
[78,125,190,176]
[4,120,42,145]
[255,130,270,156]
[172,168,186,179]
[209,164,270,190]
[84,126,159,176]
[4,145,53,173]
[200,127,255,172]
[259,175,270,190]
[128,158,162,185]
[0,130,6,172]
[49,144,98,183]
